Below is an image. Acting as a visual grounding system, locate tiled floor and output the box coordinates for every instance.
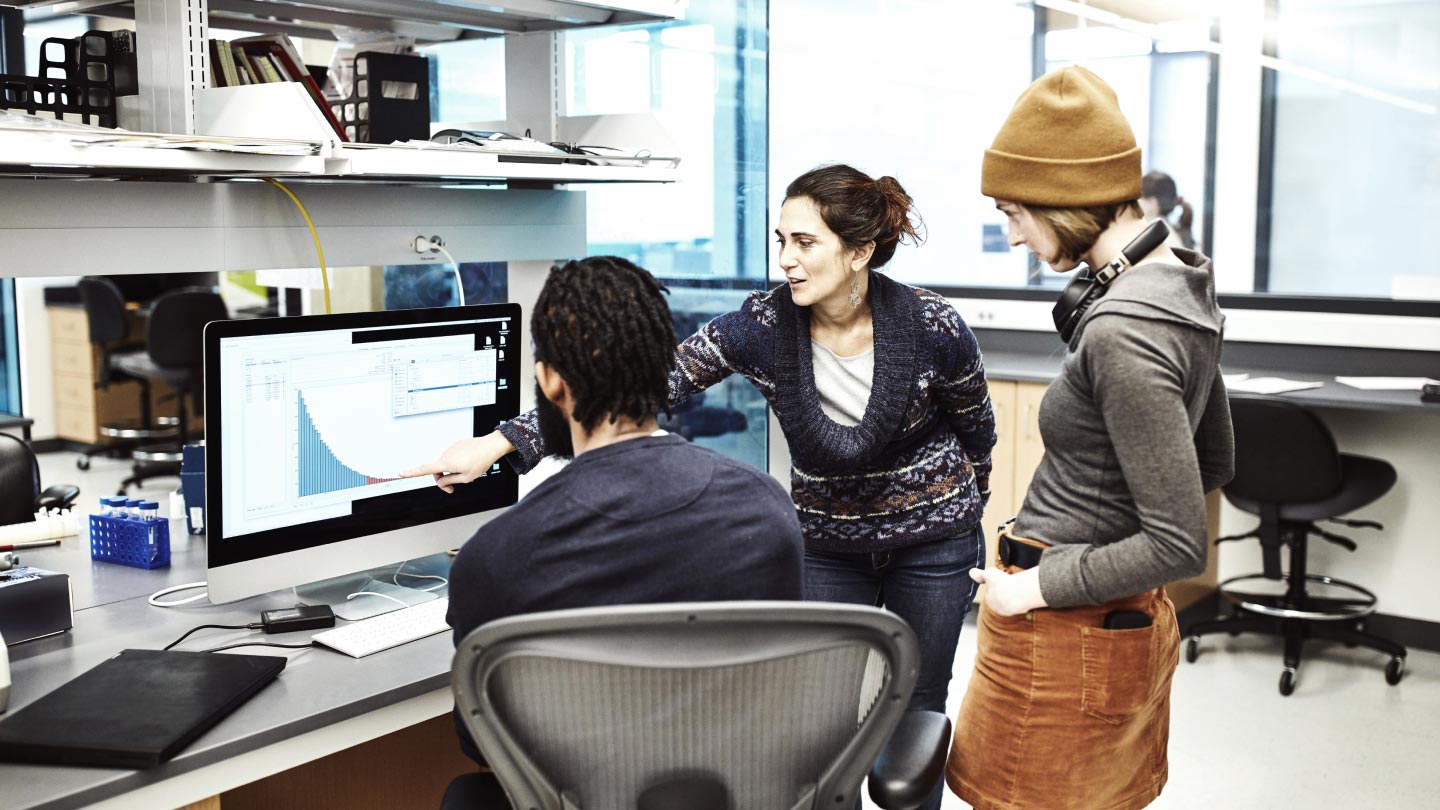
[34,448,1440,809]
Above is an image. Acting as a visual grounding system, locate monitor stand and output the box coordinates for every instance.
[293,553,451,621]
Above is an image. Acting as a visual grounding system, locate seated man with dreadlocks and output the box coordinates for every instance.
[409,256,805,780]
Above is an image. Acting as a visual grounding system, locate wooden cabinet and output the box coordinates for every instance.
[47,305,199,444]
[48,306,143,444]
[979,379,1050,532]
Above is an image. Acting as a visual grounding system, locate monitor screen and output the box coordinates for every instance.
[204,304,520,600]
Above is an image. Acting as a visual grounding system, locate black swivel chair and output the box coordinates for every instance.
[0,434,80,526]
[75,278,179,470]
[111,288,228,494]
[446,602,951,810]
[1185,398,1407,696]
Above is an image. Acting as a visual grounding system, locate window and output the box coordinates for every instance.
[0,279,18,416]
[382,262,508,309]
[1260,0,1440,301]
[420,36,505,125]
[769,0,1037,291]
[563,2,769,472]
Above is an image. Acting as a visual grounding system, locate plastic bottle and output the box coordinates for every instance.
[99,498,113,517]
[140,501,159,523]
[124,498,142,519]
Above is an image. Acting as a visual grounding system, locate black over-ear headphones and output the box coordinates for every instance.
[1052,219,1171,343]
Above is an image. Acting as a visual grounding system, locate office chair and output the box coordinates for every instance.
[1184,398,1407,696]
[0,434,80,526]
[447,602,951,810]
[75,277,177,471]
[112,288,228,494]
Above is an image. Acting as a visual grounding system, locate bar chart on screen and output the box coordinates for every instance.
[291,370,472,500]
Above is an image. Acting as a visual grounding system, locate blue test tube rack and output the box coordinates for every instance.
[89,512,171,569]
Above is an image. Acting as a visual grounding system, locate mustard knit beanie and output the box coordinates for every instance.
[982,66,1142,207]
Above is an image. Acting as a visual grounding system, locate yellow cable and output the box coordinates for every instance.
[263,178,331,315]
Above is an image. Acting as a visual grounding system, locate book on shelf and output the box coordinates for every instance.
[208,35,348,142]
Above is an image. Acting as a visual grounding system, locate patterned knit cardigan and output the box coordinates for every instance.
[498,271,997,553]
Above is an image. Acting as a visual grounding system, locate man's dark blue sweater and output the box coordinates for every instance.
[447,432,805,766]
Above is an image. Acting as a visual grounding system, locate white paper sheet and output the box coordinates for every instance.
[1225,377,1325,395]
[1333,377,1440,391]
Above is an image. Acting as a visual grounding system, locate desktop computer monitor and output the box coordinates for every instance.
[204,304,520,607]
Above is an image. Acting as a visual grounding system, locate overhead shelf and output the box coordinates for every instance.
[0,125,325,178]
[0,123,680,184]
[325,142,681,184]
[16,0,684,42]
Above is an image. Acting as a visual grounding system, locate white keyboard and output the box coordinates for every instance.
[313,598,451,658]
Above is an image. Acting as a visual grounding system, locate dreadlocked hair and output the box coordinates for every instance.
[532,256,676,433]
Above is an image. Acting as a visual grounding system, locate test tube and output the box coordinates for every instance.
[124,498,142,519]
[141,501,159,523]
[99,497,112,516]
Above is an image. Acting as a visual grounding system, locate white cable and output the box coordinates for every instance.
[433,243,464,305]
[345,591,413,610]
[149,581,209,607]
[392,560,448,593]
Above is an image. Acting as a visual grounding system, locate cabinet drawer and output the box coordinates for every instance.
[51,341,95,375]
[55,406,99,444]
[49,307,89,342]
[53,373,96,408]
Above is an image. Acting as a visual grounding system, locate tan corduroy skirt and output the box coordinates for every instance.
[947,552,1180,809]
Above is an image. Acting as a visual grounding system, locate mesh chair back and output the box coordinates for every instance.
[1227,398,1342,504]
[77,277,130,346]
[147,288,228,371]
[453,602,918,810]
[0,433,40,526]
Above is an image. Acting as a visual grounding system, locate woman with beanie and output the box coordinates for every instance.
[410,165,997,810]
[946,67,1234,810]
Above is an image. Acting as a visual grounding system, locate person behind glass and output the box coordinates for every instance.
[407,165,997,810]
[1140,170,1196,251]
[946,67,1235,810]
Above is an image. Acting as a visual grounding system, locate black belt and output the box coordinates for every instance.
[998,533,1046,570]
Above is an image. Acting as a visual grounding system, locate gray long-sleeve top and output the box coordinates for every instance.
[1014,248,1235,608]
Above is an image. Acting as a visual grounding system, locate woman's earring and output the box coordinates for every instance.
[849,271,863,309]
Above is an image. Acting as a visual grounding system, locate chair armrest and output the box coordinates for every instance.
[38,484,81,512]
[868,709,952,810]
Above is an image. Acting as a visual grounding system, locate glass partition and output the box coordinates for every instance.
[563,1,770,472]
[1261,0,1440,302]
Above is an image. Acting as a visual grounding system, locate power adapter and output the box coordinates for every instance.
[261,605,336,633]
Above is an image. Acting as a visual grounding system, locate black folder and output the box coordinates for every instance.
[0,649,285,768]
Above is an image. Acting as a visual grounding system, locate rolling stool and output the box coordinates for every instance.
[1184,398,1407,695]
[75,278,177,470]
[112,288,228,494]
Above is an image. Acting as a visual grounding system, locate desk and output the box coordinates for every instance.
[4,534,470,810]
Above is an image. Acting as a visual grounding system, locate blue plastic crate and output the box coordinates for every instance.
[89,513,170,569]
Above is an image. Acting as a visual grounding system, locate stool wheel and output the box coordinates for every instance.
[76,456,91,471]
[1386,657,1405,686]
[1279,668,1297,697]
[1184,636,1200,663]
